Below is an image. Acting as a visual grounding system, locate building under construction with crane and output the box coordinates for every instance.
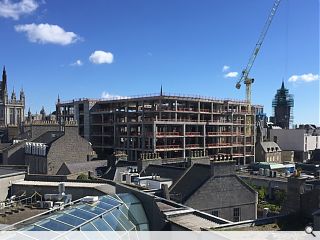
[56,94,263,165]
[56,0,281,166]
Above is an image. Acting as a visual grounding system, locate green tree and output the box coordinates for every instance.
[273,189,286,206]
[77,173,88,180]
[258,187,267,202]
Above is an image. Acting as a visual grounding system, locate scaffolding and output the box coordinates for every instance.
[272,82,294,129]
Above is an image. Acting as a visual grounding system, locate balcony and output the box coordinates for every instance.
[185,132,202,136]
[156,145,183,150]
[206,143,232,148]
[186,144,201,149]
[207,132,232,136]
[156,132,182,137]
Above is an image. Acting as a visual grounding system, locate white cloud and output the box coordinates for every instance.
[0,0,38,20]
[89,50,114,64]
[288,73,319,83]
[222,65,230,72]
[14,23,80,45]
[70,59,83,66]
[101,92,124,99]
[224,71,239,78]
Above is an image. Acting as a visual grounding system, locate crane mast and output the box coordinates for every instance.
[235,0,282,136]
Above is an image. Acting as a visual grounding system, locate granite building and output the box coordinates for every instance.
[23,121,97,174]
[0,67,25,127]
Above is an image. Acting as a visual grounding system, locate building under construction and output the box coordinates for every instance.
[271,81,294,129]
[57,93,262,165]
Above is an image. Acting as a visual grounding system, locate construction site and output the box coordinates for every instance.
[57,94,263,165]
[56,0,282,166]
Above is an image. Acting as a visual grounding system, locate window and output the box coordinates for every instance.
[212,210,219,217]
[233,208,241,222]
[9,108,14,125]
[273,136,278,143]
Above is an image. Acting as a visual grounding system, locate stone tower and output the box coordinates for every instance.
[272,81,294,129]
[0,66,25,126]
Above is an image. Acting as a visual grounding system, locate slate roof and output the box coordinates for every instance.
[140,164,186,184]
[0,143,12,151]
[259,141,281,152]
[57,160,108,175]
[103,160,137,180]
[31,131,64,145]
[169,164,211,203]
[169,162,257,210]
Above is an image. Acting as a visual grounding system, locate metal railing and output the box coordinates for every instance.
[57,92,265,105]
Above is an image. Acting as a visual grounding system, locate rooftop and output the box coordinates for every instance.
[57,160,108,175]
[3,193,149,234]
[58,92,263,107]
[12,180,106,188]
[168,213,221,230]
[31,131,64,145]
[0,167,26,178]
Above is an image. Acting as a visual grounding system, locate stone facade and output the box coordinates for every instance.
[25,123,96,175]
[255,141,282,163]
[0,67,25,127]
[149,161,259,222]
[184,175,257,221]
[182,161,257,221]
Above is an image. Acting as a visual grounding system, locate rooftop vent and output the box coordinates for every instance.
[81,196,99,203]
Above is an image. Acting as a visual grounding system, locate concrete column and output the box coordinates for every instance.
[113,111,116,149]
[198,101,201,122]
[243,114,247,166]
[211,102,214,122]
[183,124,186,158]
[175,100,178,121]
[153,123,157,152]
[203,123,206,152]
[125,104,128,122]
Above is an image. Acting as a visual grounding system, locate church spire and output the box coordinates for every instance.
[11,87,16,101]
[2,66,7,88]
[160,85,163,96]
[281,80,285,90]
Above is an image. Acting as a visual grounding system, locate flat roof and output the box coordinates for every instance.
[168,213,221,230]
[13,180,106,188]
[58,93,264,107]
[0,168,26,178]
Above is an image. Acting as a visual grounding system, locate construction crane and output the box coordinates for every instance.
[235,0,282,136]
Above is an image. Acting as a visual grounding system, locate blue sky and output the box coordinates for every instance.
[0,0,319,124]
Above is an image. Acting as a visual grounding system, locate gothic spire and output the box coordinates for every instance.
[11,87,16,101]
[2,66,7,86]
[160,85,163,96]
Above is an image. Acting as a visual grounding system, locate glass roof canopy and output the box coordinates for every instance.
[18,193,149,235]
